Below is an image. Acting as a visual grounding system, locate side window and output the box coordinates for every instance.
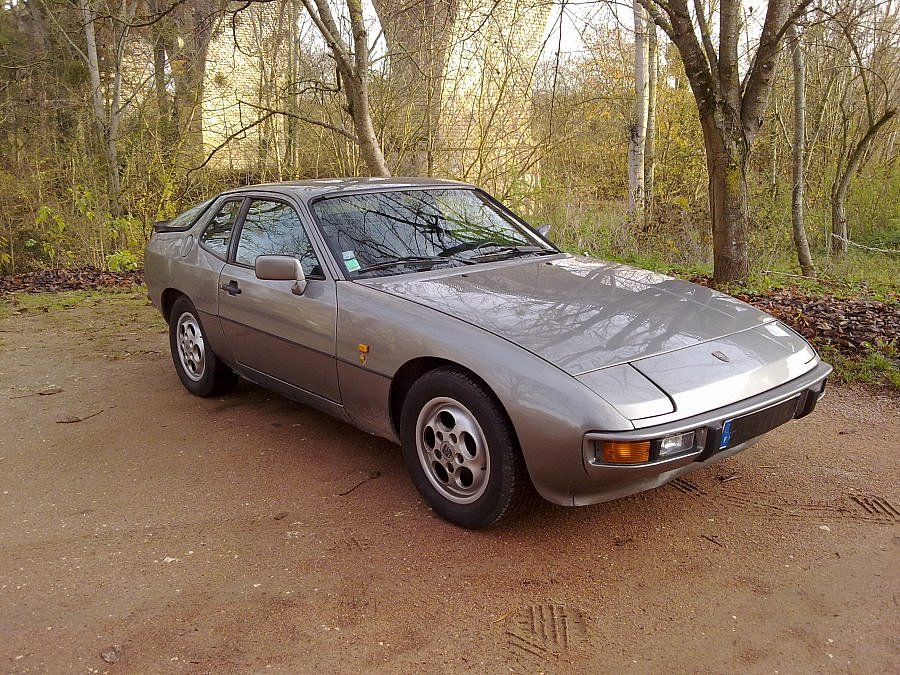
[199,199,243,259]
[235,200,323,278]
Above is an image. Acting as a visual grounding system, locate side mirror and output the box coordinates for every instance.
[536,223,551,239]
[255,255,307,296]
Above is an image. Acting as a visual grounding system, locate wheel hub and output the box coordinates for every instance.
[176,312,206,382]
[415,397,490,504]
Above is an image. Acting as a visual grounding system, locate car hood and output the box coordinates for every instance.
[363,255,779,376]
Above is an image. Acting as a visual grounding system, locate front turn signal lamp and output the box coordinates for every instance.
[602,440,651,464]
[589,428,706,465]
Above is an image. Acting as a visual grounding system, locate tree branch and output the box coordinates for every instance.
[740,0,796,141]
[239,100,360,142]
[636,0,673,38]
[187,111,277,176]
[299,0,353,76]
[692,0,719,89]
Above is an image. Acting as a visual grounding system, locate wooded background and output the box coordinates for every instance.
[0,0,896,284]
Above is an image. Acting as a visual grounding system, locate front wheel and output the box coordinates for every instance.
[168,297,239,397]
[400,368,530,528]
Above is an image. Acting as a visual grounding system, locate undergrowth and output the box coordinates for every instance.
[816,344,900,390]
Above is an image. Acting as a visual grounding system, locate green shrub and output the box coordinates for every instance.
[106,249,140,272]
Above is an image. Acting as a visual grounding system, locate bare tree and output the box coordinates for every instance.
[787,20,814,276]
[300,0,390,176]
[78,0,136,217]
[827,0,898,254]
[644,21,658,216]
[627,1,650,217]
[638,0,808,283]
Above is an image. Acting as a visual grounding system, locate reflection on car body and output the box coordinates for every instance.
[145,178,831,528]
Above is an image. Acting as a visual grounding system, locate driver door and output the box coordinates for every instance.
[217,197,340,403]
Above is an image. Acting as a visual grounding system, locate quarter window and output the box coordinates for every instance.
[235,200,322,277]
[199,199,243,259]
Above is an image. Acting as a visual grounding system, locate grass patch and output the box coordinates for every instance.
[0,288,146,319]
[816,343,900,390]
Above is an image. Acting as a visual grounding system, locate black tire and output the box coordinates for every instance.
[168,297,239,397]
[399,367,530,529]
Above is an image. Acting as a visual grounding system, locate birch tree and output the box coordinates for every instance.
[299,0,390,176]
[77,0,135,218]
[787,19,814,276]
[644,22,658,215]
[627,1,650,217]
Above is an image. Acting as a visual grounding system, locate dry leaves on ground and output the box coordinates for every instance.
[0,268,143,294]
[2,267,897,359]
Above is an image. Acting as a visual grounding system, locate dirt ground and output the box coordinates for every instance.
[1,291,898,673]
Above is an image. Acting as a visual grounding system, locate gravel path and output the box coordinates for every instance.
[1,292,897,672]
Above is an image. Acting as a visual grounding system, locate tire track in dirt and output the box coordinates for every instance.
[504,603,586,670]
[668,477,899,524]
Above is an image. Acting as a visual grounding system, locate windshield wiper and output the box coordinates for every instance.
[355,255,471,274]
[469,245,549,261]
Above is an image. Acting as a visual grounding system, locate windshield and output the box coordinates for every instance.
[311,188,554,277]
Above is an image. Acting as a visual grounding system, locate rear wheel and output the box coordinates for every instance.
[400,367,529,528]
[169,297,238,397]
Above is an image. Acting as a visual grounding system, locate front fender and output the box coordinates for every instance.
[335,281,632,505]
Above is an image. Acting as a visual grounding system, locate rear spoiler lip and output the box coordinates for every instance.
[152,220,191,233]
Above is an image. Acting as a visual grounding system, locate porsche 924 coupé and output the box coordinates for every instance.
[145,178,831,528]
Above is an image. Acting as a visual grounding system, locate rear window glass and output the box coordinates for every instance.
[161,198,214,231]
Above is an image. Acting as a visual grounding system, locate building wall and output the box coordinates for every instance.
[199,0,553,184]
[203,4,292,174]
[440,0,554,192]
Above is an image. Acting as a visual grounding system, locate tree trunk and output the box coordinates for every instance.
[830,109,896,255]
[830,190,848,254]
[301,0,391,177]
[152,34,172,138]
[80,0,122,217]
[643,22,658,217]
[345,73,391,177]
[638,0,794,284]
[345,0,390,176]
[701,116,750,283]
[787,22,814,276]
[105,91,123,219]
[372,0,458,176]
[627,1,649,217]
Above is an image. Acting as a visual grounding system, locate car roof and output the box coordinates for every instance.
[220,177,474,200]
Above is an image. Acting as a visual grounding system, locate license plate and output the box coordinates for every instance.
[718,397,800,451]
[719,420,733,449]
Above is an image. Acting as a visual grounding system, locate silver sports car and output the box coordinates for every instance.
[145,178,831,528]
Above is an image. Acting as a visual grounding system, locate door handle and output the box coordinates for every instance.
[221,280,242,296]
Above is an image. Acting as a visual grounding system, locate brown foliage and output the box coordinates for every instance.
[690,275,899,356]
[0,267,143,294]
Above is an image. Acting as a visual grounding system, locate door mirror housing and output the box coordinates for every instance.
[255,255,307,295]
[536,223,551,239]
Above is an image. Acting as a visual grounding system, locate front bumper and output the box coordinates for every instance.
[570,360,832,506]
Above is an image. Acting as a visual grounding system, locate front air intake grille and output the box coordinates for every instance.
[724,395,801,448]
